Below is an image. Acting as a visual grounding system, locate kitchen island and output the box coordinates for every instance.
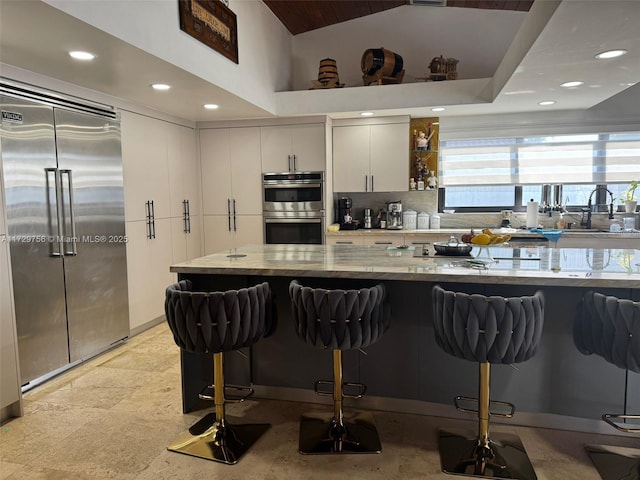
[170,244,640,434]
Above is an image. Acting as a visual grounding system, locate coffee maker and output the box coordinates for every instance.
[386,201,403,230]
[337,197,358,230]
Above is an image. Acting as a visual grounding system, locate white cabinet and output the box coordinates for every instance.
[167,125,201,262]
[125,218,174,331]
[121,113,201,331]
[121,111,171,222]
[261,123,325,173]
[333,122,409,192]
[200,127,263,254]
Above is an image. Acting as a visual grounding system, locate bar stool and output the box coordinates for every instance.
[164,279,276,464]
[289,279,391,454]
[432,285,545,480]
[574,291,640,480]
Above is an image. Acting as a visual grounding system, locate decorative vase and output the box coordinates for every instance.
[625,200,638,213]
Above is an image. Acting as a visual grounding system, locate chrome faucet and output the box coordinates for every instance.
[581,186,615,229]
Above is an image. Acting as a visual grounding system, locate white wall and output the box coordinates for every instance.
[291,5,526,90]
[44,0,293,113]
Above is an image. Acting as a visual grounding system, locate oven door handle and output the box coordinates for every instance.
[264,217,323,224]
[262,183,322,189]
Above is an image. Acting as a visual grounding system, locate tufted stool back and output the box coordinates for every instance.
[574,291,640,374]
[165,280,276,354]
[289,280,391,350]
[432,285,545,364]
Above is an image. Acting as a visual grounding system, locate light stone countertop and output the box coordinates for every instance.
[325,227,640,239]
[171,244,640,288]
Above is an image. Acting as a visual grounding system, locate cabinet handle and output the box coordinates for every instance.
[293,154,297,171]
[374,241,392,245]
[371,175,374,192]
[145,200,155,239]
[335,241,353,244]
[227,198,231,232]
[365,175,368,192]
[287,154,292,172]
[233,198,237,231]
[182,199,190,234]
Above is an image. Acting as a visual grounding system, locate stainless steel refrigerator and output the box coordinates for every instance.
[1,82,129,387]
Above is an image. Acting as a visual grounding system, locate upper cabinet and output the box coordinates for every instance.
[200,127,263,254]
[333,118,409,192]
[121,111,171,222]
[261,123,325,173]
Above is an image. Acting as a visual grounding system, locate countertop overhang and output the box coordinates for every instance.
[170,244,640,289]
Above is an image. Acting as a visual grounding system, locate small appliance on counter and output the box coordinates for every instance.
[501,210,513,228]
[386,201,403,230]
[337,196,359,230]
[363,208,373,229]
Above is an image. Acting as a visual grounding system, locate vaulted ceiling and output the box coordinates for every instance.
[263,0,534,35]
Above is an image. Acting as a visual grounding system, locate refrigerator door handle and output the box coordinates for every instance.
[60,169,77,255]
[45,168,63,257]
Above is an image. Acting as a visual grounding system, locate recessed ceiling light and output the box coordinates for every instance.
[151,83,171,91]
[538,101,556,106]
[360,112,374,116]
[560,81,584,88]
[595,49,628,59]
[204,104,219,110]
[69,51,95,60]
[431,107,445,112]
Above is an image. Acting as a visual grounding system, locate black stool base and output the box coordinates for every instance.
[585,444,640,480]
[299,412,382,454]
[168,413,270,465]
[438,428,536,480]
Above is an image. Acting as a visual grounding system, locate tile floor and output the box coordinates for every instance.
[1,323,638,480]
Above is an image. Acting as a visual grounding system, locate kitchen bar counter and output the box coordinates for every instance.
[326,227,640,239]
[171,243,640,288]
[171,244,639,434]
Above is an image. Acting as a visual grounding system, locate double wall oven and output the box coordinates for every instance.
[263,172,324,244]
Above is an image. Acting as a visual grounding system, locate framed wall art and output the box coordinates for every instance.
[178,0,238,63]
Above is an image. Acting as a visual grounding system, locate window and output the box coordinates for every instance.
[440,132,640,211]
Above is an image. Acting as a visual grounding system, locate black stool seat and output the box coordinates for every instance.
[164,280,276,465]
[289,280,390,454]
[574,291,640,480]
[432,285,544,480]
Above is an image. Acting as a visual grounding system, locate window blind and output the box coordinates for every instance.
[439,132,640,186]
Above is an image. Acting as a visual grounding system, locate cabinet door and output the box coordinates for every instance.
[291,124,325,172]
[125,218,174,331]
[167,124,186,219]
[233,214,264,247]
[261,126,292,173]
[203,214,234,254]
[1,239,20,410]
[333,125,370,192]
[370,123,409,192]
[325,236,363,245]
[229,127,263,215]
[362,234,400,246]
[121,112,170,221]
[200,129,232,216]
[186,214,202,260]
[181,127,201,217]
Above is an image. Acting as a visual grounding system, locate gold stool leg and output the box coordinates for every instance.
[168,352,270,464]
[438,362,538,479]
[299,349,382,454]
